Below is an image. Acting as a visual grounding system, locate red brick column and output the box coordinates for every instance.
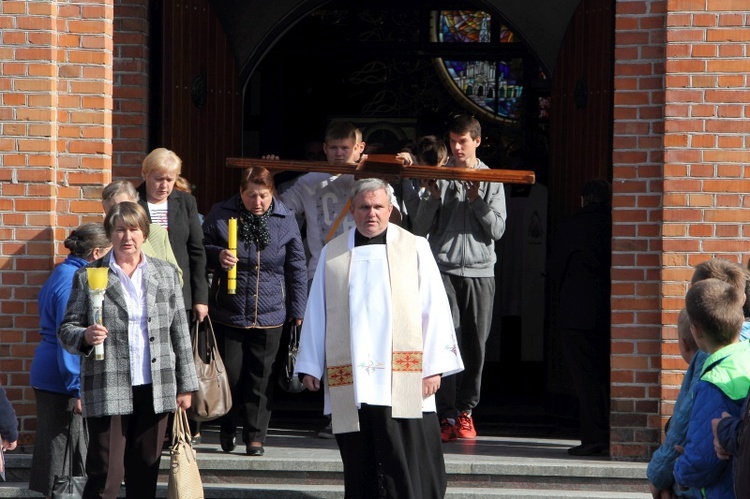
[659,0,750,445]
[614,0,750,460]
[611,0,666,459]
[113,0,149,180]
[0,1,113,442]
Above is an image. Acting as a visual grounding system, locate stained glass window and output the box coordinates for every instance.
[439,11,516,44]
[436,11,523,121]
[440,10,490,43]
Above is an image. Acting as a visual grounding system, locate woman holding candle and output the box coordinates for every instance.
[29,223,111,497]
[203,166,307,456]
[58,202,198,498]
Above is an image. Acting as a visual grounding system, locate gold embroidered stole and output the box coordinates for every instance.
[324,225,424,434]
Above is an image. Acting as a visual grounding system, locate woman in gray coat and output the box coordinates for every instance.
[58,202,198,499]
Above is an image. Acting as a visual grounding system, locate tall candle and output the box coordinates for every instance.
[227,217,237,295]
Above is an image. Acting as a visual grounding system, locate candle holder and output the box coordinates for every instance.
[86,267,109,360]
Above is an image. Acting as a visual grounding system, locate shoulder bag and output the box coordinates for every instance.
[187,317,233,422]
[167,407,203,499]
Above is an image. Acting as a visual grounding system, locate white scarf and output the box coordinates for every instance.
[324,225,424,434]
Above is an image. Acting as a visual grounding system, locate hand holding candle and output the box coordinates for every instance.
[86,267,109,360]
[227,217,238,295]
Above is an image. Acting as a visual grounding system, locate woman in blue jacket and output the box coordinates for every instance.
[29,223,111,496]
[203,166,307,456]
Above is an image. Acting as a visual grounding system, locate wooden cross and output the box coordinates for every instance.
[226,154,535,185]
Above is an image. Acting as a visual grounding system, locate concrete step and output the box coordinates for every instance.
[0,482,652,498]
[2,429,650,498]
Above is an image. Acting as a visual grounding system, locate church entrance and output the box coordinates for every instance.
[235,2,583,437]
[157,0,614,438]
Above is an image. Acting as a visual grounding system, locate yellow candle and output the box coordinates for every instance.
[228,217,237,249]
[227,218,237,295]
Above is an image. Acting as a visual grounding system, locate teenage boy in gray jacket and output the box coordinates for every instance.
[411,114,506,441]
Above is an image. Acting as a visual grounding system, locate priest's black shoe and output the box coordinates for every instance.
[220,432,236,452]
[246,444,264,456]
[567,442,609,456]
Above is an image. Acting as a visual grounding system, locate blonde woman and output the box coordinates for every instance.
[136,148,208,324]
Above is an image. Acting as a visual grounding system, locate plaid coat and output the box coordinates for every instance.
[58,252,198,418]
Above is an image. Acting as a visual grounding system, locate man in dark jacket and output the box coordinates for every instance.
[550,179,612,456]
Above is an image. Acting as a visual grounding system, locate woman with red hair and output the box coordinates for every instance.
[202,167,307,456]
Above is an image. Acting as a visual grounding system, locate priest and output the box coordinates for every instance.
[296,177,464,498]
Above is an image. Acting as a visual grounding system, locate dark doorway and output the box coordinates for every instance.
[153,0,614,440]
[242,2,573,437]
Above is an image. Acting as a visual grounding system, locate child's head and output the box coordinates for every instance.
[692,258,747,288]
[692,258,750,318]
[676,308,698,364]
[323,121,365,164]
[415,135,448,167]
[685,278,744,351]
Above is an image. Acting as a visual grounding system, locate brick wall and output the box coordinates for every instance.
[611,0,666,459]
[612,0,750,460]
[659,0,750,445]
[112,0,149,180]
[0,0,113,443]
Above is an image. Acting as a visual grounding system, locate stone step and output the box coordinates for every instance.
[3,430,650,497]
[4,449,649,490]
[0,482,652,498]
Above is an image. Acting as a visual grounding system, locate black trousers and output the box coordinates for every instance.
[83,384,169,499]
[335,405,447,499]
[436,274,495,419]
[216,322,283,444]
[561,328,610,445]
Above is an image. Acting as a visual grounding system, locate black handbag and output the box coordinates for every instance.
[278,324,306,393]
[51,417,87,499]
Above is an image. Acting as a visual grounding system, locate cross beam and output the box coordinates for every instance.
[226,154,535,185]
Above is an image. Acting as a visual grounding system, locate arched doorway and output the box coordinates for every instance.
[154,0,614,438]
[242,3,556,434]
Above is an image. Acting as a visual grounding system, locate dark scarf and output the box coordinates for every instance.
[238,197,272,250]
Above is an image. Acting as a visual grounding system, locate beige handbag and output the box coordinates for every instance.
[167,407,204,499]
[187,317,233,422]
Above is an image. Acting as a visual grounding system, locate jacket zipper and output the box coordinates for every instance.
[252,249,261,327]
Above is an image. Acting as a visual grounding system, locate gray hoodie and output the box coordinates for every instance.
[411,158,506,278]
